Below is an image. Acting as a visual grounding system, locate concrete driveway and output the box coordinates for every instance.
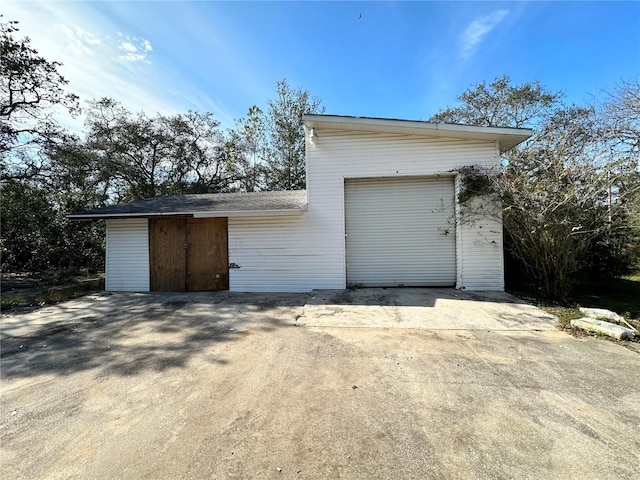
[1,289,638,479]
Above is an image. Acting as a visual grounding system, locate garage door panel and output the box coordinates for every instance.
[345,177,456,287]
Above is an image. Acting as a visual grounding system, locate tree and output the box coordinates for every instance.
[587,79,640,277]
[233,105,267,192]
[161,109,247,194]
[0,19,103,275]
[499,106,631,297]
[432,76,639,299]
[598,78,640,157]
[0,179,105,273]
[231,80,324,191]
[0,19,79,180]
[596,79,640,227]
[83,98,244,201]
[263,79,324,190]
[430,75,562,128]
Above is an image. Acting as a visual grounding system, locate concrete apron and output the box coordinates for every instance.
[298,288,557,331]
[1,288,557,341]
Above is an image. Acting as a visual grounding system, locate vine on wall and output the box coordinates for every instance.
[456,165,496,205]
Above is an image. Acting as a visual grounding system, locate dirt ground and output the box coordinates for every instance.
[1,290,639,479]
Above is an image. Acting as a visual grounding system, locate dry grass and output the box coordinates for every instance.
[1,275,104,313]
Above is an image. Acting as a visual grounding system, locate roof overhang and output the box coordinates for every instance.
[67,190,309,220]
[303,114,533,152]
[68,206,307,221]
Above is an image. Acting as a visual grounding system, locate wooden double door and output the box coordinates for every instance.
[149,218,229,291]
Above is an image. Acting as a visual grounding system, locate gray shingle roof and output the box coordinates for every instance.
[68,190,308,220]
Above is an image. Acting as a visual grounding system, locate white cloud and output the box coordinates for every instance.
[119,41,137,52]
[56,24,101,55]
[460,9,509,60]
[121,53,147,62]
[118,36,153,62]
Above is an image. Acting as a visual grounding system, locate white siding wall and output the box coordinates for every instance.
[105,219,150,292]
[228,215,338,292]
[229,129,503,292]
[455,193,504,290]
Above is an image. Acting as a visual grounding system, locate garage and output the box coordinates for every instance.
[344,176,456,287]
[70,114,533,292]
[149,217,228,292]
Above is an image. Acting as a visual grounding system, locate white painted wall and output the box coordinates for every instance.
[229,129,503,292]
[455,193,504,290]
[228,215,338,292]
[105,219,150,292]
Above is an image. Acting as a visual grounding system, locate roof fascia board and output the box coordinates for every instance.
[67,206,307,221]
[67,212,194,220]
[302,114,533,152]
[192,207,307,218]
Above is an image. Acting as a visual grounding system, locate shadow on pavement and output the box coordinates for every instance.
[1,292,306,380]
[1,288,553,381]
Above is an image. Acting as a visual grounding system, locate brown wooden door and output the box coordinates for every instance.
[149,218,187,291]
[186,218,228,291]
[149,218,229,292]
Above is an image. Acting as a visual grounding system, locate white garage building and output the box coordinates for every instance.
[69,114,532,293]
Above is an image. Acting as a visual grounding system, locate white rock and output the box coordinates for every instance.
[579,307,624,322]
[570,317,636,340]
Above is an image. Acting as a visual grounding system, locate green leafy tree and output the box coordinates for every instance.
[231,81,324,191]
[0,179,104,273]
[83,99,244,201]
[263,79,324,190]
[430,75,561,128]
[161,109,247,194]
[233,105,267,192]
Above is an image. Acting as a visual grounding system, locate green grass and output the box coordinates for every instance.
[570,273,640,320]
[509,274,640,342]
[525,274,640,350]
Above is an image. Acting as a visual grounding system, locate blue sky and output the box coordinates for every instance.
[4,1,639,130]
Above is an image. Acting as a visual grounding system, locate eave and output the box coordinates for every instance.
[303,114,533,152]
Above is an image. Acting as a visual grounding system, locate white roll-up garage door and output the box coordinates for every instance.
[344,176,456,287]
